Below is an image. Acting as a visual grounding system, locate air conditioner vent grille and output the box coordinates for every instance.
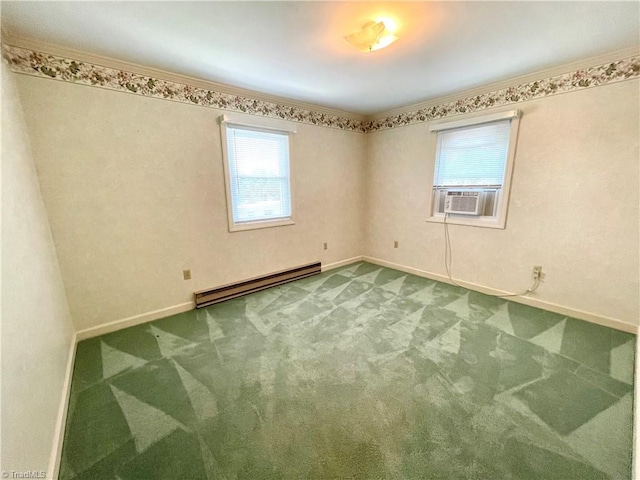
[444,190,485,216]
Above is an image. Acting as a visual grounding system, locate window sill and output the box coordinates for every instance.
[229,218,295,232]
[426,214,506,229]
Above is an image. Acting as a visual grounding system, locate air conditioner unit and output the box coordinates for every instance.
[444,190,485,215]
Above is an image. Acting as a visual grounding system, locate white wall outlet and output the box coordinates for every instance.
[394,240,399,248]
[323,242,328,250]
[183,269,191,280]
[532,266,543,280]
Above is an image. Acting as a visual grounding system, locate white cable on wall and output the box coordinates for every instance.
[443,213,540,297]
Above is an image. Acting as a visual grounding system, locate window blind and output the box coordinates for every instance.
[226,126,291,223]
[433,119,511,188]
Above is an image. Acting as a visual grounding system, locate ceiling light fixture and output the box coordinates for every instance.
[344,20,398,53]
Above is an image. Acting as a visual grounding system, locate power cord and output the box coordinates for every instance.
[443,213,540,298]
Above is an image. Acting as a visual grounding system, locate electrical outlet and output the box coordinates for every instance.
[394,241,399,248]
[323,242,328,250]
[183,269,191,280]
[532,266,543,280]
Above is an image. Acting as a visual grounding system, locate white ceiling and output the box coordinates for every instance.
[2,1,639,115]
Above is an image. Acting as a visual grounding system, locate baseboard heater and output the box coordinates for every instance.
[194,261,321,308]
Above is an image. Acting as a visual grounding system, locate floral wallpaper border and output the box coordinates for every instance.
[365,55,640,132]
[2,44,639,133]
[1,45,367,133]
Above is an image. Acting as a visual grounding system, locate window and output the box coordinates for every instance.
[220,114,295,231]
[428,109,521,229]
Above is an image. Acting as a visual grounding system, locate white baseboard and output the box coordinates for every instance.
[75,257,366,341]
[75,256,636,339]
[76,301,195,341]
[634,339,640,480]
[363,256,638,334]
[48,302,194,476]
[322,256,364,272]
[47,333,77,480]
[46,256,638,477]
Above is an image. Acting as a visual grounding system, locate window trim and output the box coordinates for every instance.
[219,113,296,232]
[426,109,521,229]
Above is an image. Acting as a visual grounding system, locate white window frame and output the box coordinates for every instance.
[219,113,296,232]
[426,109,521,229]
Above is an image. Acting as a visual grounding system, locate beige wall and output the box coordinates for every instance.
[365,80,639,326]
[11,67,639,332]
[15,76,366,331]
[1,61,75,474]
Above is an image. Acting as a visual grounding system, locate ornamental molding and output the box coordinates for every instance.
[365,54,639,132]
[3,43,638,133]
[2,44,367,133]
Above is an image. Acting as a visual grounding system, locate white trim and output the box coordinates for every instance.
[2,33,366,122]
[374,46,639,119]
[75,258,367,339]
[220,113,297,134]
[228,218,295,232]
[75,301,195,341]
[427,113,521,230]
[219,116,296,233]
[5,33,635,124]
[74,257,366,340]
[426,213,505,229]
[634,338,639,480]
[47,333,77,480]
[497,115,520,227]
[44,254,640,477]
[220,119,236,232]
[429,109,520,132]
[363,255,638,334]
[321,256,365,272]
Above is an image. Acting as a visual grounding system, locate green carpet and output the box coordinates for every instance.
[60,262,635,479]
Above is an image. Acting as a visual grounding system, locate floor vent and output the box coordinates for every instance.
[194,261,321,308]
